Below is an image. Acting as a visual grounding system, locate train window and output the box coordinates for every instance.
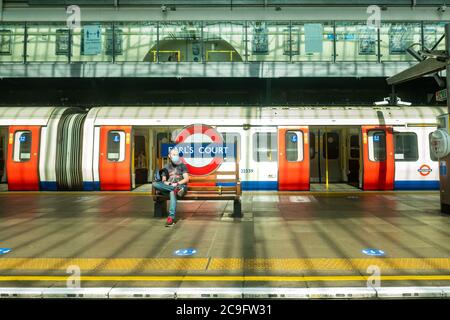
[429,132,438,161]
[253,132,277,162]
[286,131,304,162]
[310,132,315,159]
[394,132,418,162]
[221,132,241,162]
[322,132,339,160]
[368,130,386,162]
[13,131,32,162]
[107,131,125,162]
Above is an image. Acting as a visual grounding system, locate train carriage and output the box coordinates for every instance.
[0,106,445,192]
[0,106,86,191]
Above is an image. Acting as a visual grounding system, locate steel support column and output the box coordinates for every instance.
[439,23,450,214]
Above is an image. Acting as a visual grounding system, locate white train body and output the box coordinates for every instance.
[0,106,445,191]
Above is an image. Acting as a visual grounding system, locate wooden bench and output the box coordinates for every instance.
[151,163,242,218]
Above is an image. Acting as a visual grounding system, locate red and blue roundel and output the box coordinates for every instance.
[175,124,224,176]
[418,164,432,176]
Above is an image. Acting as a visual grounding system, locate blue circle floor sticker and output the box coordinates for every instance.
[174,248,197,256]
[362,248,385,256]
[0,248,12,255]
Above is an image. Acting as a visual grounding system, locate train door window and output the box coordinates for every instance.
[322,132,339,159]
[221,132,241,162]
[13,131,31,162]
[310,132,316,159]
[253,132,277,162]
[107,131,125,162]
[286,131,304,162]
[429,132,438,161]
[368,130,386,161]
[394,132,418,162]
[350,135,360,158]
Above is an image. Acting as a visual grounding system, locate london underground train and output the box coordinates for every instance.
[0,105,445,192]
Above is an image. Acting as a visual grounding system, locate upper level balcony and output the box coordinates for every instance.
[0,20,447,78]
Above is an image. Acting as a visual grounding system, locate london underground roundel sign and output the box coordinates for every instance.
[175,124,224,176]
[418,164,432,177]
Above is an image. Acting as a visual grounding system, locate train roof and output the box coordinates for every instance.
[0,106,446,126]
[91,106,447,126]
[0,107,58,126]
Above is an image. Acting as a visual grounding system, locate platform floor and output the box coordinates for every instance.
[131,183,362,193]
[0,191,449,290]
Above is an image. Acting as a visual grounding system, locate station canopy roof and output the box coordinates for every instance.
[4,1,448,7]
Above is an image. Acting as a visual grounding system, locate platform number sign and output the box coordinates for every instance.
[362,248,385,256]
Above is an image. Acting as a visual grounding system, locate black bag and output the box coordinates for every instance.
[153,168,169,182]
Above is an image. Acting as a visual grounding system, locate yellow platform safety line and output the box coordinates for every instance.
[0,258,450,272]
[1,275,450,282]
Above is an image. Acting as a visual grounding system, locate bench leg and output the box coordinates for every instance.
[233,199,242,218]
[154,199,168,218]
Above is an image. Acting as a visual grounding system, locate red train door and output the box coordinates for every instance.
[361,126,394,190]
[99,126,132,191]
[278,127,310,191]
[7,126,41,191]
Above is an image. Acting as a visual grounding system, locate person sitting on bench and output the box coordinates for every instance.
[152,148,189,226]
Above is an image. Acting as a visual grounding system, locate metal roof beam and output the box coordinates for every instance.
[5,1,450,8]
[387,58,447,85]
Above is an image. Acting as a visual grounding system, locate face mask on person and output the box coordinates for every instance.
[171,155,181,165]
